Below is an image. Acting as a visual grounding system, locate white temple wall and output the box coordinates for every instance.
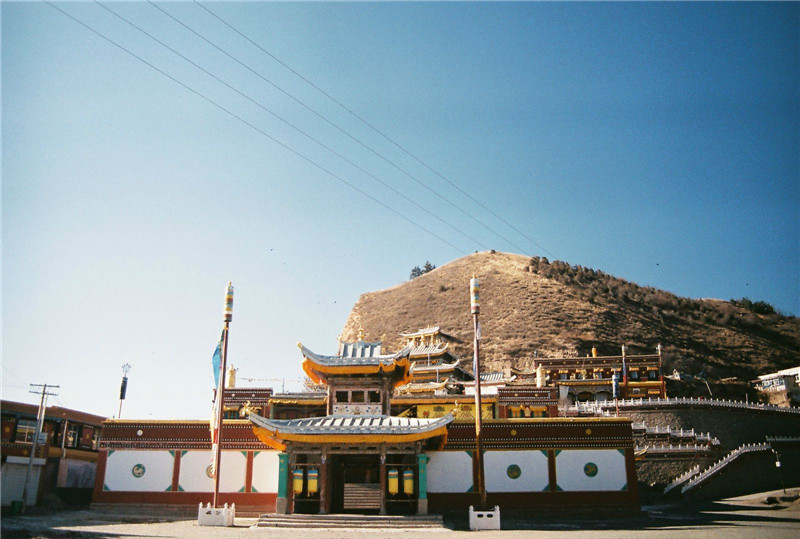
[178,450,246,493]
[103,450,174,492]
[555,449,627,491]
[484,449,550,492]
[251,450,279,493]
[426,451,473,493]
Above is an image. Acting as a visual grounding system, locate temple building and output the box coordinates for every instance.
[250,340,451,514]
[513,345,667,403]
[92,331,641,516]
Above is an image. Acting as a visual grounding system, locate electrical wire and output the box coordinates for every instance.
[194,0,556,259]
[97,1,489,250]
[185,0,535,255]
[45,1,468,256]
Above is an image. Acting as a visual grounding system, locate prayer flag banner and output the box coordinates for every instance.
[212,331,224,387]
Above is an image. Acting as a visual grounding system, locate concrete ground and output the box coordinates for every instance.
[2,489,799,539]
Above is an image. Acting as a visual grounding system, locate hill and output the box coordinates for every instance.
[341,251,799,398]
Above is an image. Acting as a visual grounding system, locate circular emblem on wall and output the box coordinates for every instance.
[506,464,522,480]
[584,462,598,477]
[131,464,146,478]
[206,465,215,478]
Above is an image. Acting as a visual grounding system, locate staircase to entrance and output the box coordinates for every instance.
[343,482,381,511]
[256,513,445,529]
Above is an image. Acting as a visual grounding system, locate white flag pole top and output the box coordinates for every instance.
[470,276,480,314]
[224,282,234,322]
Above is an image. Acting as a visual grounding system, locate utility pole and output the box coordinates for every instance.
[21,383,59,513]
[118,364,131,418]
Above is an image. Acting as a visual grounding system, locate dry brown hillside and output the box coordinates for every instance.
[342,251,799,398]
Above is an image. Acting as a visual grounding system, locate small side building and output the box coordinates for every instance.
[1,400,106,507]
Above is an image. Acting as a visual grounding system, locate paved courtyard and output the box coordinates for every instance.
[2,490,798,539]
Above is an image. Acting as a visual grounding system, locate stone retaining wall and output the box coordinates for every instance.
[617,407,800,452]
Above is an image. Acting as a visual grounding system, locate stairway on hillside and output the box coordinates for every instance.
[632,422,721,456]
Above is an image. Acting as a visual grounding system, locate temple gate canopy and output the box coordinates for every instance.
[248,337,453,515]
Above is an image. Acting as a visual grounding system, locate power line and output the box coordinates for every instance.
[156,0,532,256]
[194,0,556,259]
[2,363,28,386]
[46,1,468,256]
[96,1,489,251]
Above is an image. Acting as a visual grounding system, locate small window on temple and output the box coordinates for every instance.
[335,391,348,403]
[648,370,658,380]
[351,391,366,403]
[368,391,381,403]
[630,370,640,380]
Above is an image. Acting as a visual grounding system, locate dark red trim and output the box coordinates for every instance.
[171,451,181,492]
[93,490,276,511]
[429,490,638,512]
[548,450,557,491]
[93,451,109,499]
[624,447,639,500]
[245,451,254,493]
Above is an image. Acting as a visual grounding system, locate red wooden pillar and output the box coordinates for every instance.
[245,451,254,493]
[379,449,387,515]
[548,450,558,491]
[171,451,181,492]
[319,452,328,514]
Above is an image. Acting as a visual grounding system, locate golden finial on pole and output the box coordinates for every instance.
[223,282,234,322]
[470,275,480,314]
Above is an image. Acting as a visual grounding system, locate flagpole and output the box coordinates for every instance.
[213,282,233,508]
[470,276,487,510]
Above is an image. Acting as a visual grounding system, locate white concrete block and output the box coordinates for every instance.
[469,505,501,530]
[197,502,235,526]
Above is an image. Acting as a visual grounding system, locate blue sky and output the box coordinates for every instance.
[2,1,798,418]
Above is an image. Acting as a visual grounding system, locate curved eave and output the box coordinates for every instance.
[260,426,449,445]
[410,361,458,373]
[300,344,412,388]
[252,427,287,451]
[250,413,452,445]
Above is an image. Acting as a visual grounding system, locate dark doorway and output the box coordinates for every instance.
[329,454,380,514]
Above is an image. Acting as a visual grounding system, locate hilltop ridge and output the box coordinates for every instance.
[341,251,799,397]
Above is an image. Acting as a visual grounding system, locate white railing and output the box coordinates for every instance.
[665,436,796,495]
[582,397,800,414]
[765,436,800,443]
[637,443,715,454]
[663,464,702,494]
[680,443,771,494]
[633,424,718,447]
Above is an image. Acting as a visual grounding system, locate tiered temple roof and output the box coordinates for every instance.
[299,342,412,388]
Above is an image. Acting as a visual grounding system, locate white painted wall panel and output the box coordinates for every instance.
[178,450,246,493]
[1,461,43,505]
[484,450,549,492]
[104,450,173,492]
[426,451,473,493]
[251,451,279,493]
[555,449,627,491]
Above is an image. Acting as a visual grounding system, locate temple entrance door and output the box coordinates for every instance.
[329,454,381,514]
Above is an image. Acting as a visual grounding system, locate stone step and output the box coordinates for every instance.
[343,483,381,510]
[256,513,444,529]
